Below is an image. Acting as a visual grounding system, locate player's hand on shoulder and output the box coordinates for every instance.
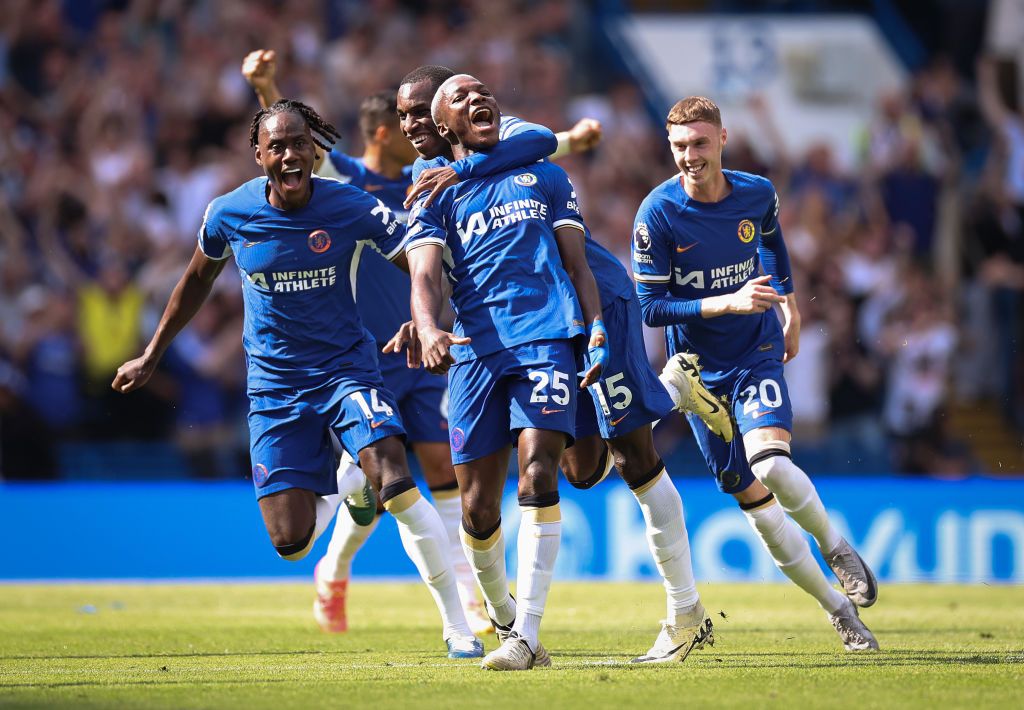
[383,320,423,369]
[241,49,276,91]
[417,325,470,375]
[111,355,156,394]
[405,166,459,209]
[568,118,602,154]
[728,275,785,315]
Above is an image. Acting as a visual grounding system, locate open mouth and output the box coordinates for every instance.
[470,106,494,129]
[281,167,303,189]
[684,162,707,179]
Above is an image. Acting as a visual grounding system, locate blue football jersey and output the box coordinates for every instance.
[198,176,406,391]
[411,118,633,307]
[632,170,788,386]
[405,161,586,362]
[322,151,413,344]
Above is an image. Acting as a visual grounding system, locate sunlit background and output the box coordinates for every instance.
[0,0,1021,584]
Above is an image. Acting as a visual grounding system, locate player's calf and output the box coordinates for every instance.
[259,488,318,561]
[561,436,615,490]
[745,434,878,607]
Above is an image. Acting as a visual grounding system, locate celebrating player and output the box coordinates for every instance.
[632,96,880,652]
[241,49,491,637]
[391,64,726,664]
[405,74,608,670]
[112,99,482,659]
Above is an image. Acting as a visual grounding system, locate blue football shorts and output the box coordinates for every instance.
[248,368,405,499]
[687,356,793,495]
[377,347,449,445]
[446,338,578,465]
[574,294,675,441]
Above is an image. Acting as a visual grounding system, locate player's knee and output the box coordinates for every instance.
[462,496,501,532]
[519,449,560,491]
[611,443,660,483]
[360,436,407,478]
[746,439,792,489]
[561,438,606,488]
[271,523,315,561]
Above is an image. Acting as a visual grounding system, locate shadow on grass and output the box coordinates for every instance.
[549,649,1021,671]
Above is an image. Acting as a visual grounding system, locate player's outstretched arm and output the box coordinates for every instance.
[407,243,469,374]
[404,118,558,208]
[551,118,602,160]
[241,49,283,109]
[554,225,606,387]
[112,247,226,393]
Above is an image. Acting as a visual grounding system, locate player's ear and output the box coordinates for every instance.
[720,127,728,149]
[254,146,264,167]
[374,124,389,143]
[436,121,455,144]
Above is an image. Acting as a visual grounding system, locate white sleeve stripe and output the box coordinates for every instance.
[405,238,446,252]
[197,235,232,261]
[552,218,585,232]
[383,230,413,261]
[633,273,671,283]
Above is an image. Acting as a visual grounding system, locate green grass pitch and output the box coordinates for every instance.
[2,581,1022,708]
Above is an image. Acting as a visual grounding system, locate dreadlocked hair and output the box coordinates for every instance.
[248,99,341,152]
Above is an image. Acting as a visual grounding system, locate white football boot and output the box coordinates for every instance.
[828,597,880,652]
[660,353,734,442]
[823,538,879,607]
[631,602,714,664]
[481,630,540,671]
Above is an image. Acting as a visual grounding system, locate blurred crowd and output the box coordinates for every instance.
[0,0,1021,479]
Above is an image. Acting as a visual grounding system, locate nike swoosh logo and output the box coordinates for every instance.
[540,407,565,415]
[697,391,720,413]
[676,243,698,253]
[453,192,473,204]
[663,622,710,659]
[243,241,261,248]
[751,409,775,419]
[610,414,628,426]
[370,417,391,429]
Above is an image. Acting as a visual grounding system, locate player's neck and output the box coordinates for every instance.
[267,182,312,210]
[680,170,731,203]
[361,146,405,180]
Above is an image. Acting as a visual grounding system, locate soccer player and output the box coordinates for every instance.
[391,64,727,664]
[241,49,491,637]
[405,74,608,670]
[632,96,880,652]
[112,99,482,659]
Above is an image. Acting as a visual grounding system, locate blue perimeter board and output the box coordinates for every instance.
[2,477,1022,583]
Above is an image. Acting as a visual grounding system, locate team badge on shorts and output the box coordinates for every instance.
[720,470,741,491]
[308,229,331,253]
[737,219,756,243]
[450,427,466,453]
[252,463,270,486]
[514,173,537,187]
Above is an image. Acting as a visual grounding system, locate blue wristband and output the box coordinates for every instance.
[585,319,609,375]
